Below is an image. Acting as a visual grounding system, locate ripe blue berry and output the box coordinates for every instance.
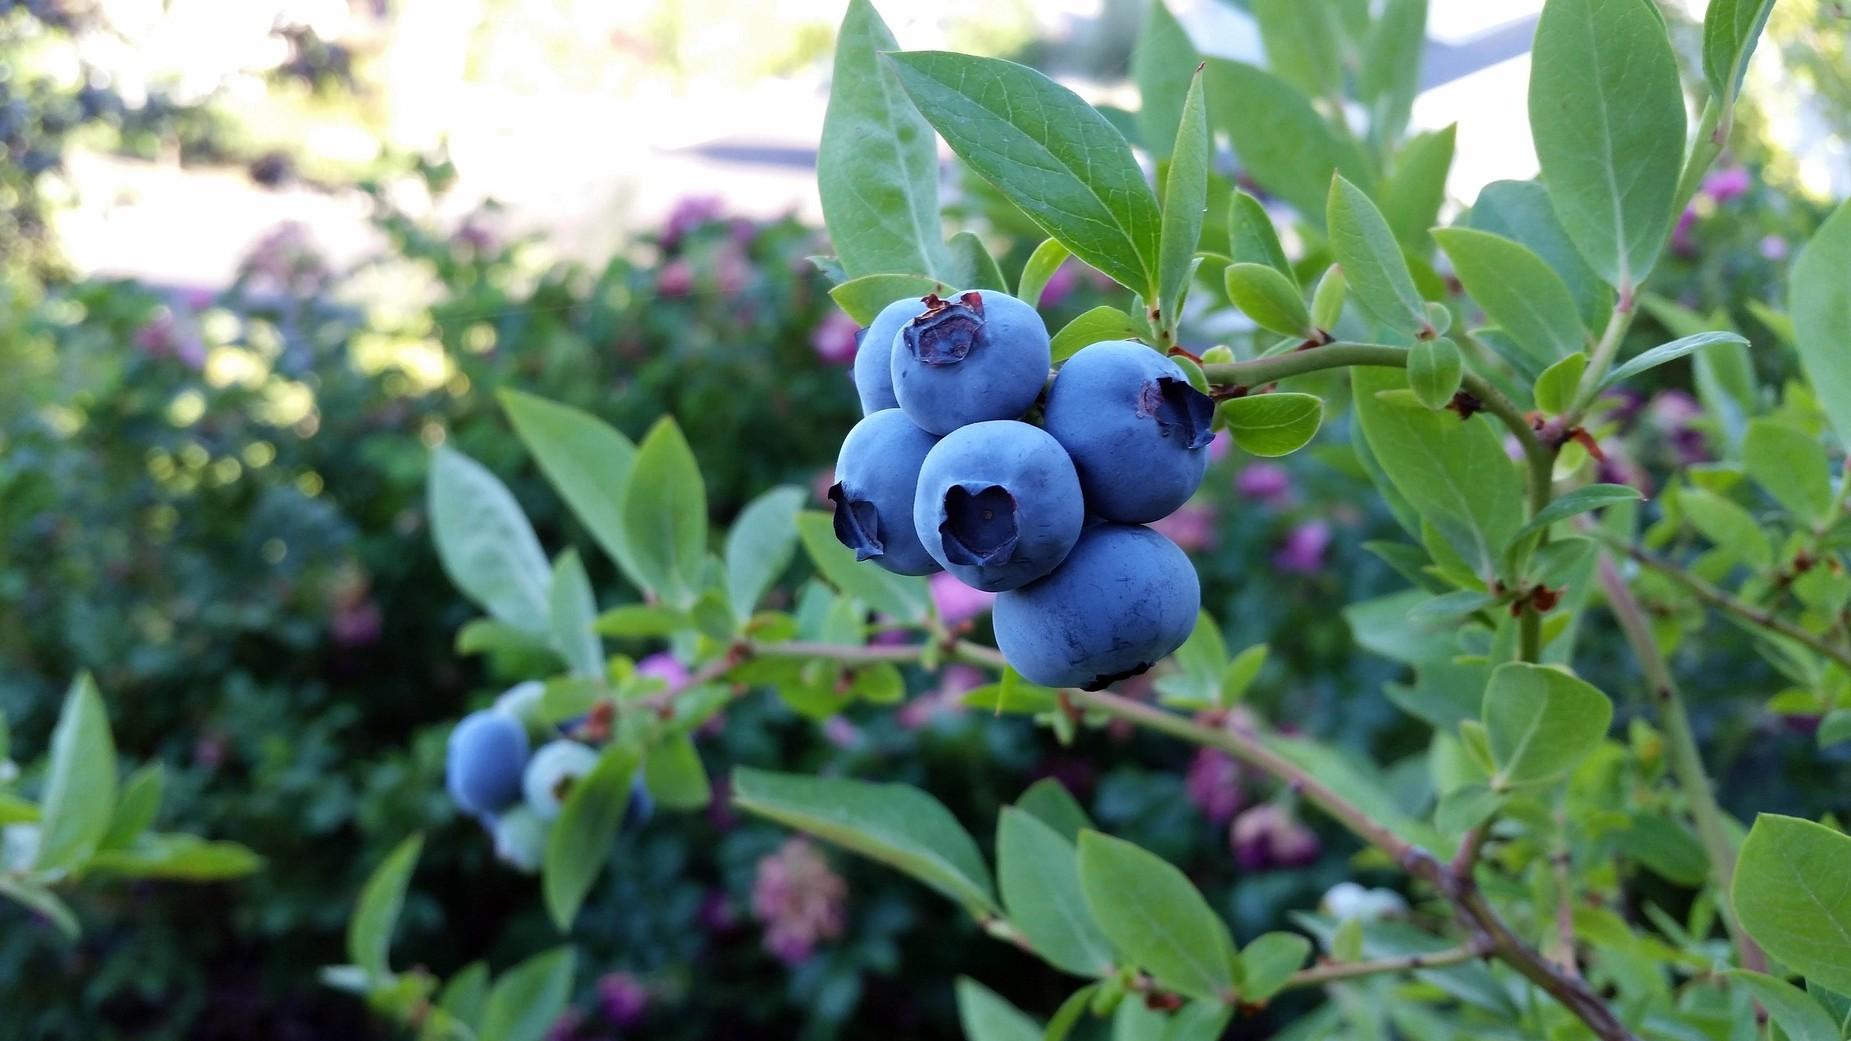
[1041,340,1216,522]
[523,740,601,820]
[830,408,943,576]
[912,420,1084,592]
[853,297,925,415]
[891,290,1050,434]
[624,776,655,832]
[993,523,1200,690]
[446,709,530,818]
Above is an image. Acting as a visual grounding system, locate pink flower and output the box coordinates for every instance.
[1235,462,1291,505]
[1209,430,1232,463]
[1272,520,1331,575]
[133,306,206,370]
[1185,748,1245,824]
[1702,166,1752,204]
[898,664,981,729]
[597,972,649,1027]
[1230,804,1320,870]
[751,838,847,965]
[637,652,689,689]
[329,597,382,648]
[1039,260,1079,308]
[658,260,694,297]
[663,195,723,249]
[1150,502,1218,552]
[930,572,996,625]
[1672,207,1699,256]
[811,311,860,366]
[1759,235,1789,261]
[822,716,863,749]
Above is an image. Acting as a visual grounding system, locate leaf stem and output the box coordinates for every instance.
[1283,941,1489,988]
[1595,553,1765,973]
[1595,536,1851,671]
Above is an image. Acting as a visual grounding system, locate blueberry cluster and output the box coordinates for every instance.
[444,683,652,871]
[831,290,1209,690]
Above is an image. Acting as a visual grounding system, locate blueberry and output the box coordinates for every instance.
[1041,341,1216,522]
[854,297,925,415]
[912,420,1084,592]
[446,710,530,817]
[624,776,656,831]
[523,740,601,820]
[829,408,942,576]
[492,805,547,873]
[891,291,1051,434]
[993,523,1200,690]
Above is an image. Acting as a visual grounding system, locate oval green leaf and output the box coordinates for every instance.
[1220,392,1323,458]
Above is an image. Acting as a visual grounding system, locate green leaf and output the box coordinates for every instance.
[1817,709,1851,750]
[1791,202,1851,444]
[1359,0,1428,146]
[1507,483,1641,547]
[1482,662,1613,790]
[733,767,997,915]
[1734,815,1851,994]
[829,274,951,325]
[500,389,641,586]
[949,231,1010,292]
[1240,932,1312,1003]
[796,511,929,621]
[1601,331,1751,390]
[1220,393,1323,458]
[1077,831,1237,1002]
[1328,175,1427,335]
[998,808,1116,977]
[1380,126,1455,253]
[435,962,490,1033]
[1220,644,1268,707]
[1051,306,1147,364]
[1133,0,1198,161]
[1434,227,1586,373]
[1158,69,1209,318]
[643,734,711,811]
[817,0,952,280]
[1724,970,1840,1041]
[1436,784,1504,835]
[1154,610,1228,707]
[0,876,78,939]
[957,977,1043,1041]
[1744,419,1833,526]
[1407,337,1462,410]
[1254,0,1339,99]
[620,418,708,609]
[86,833,264,880]
[725,486,805,624]
[1162,1002,1231,1041]
[428,446,552,635]
[34,673,117,874]
[1205,59,1366,219]
[548,550,602,680]
[1019,239,1073,307]
[479,947,577,1041]
[99,763,163,851]
[1352,367,1524,578]
[1701,0,1776,116]
[543,745,639,930]
[1044,984,1098,1041]
[1679,486,1772,570]
[0,794,38,825]
[1224,264,1312,338]
[593,604,687,638]
[887,51,1161,293]
[1309,264,1347,330]
[1229,191,1291,278]
[1527,0,1686,289]
[348,834,422,980]
[1534,353,1588,414]
[1016,778,1095,842]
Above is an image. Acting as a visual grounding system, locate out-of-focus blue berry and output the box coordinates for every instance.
[891,291,1050,434]
[1041,340,1215,522]
[829,408,942,576]
[912,420,1083,592]
[446,709,530,817]
[994,523,1199,690]
[854,296,925,415]
[492,805,547,873]
[623,776,655,832]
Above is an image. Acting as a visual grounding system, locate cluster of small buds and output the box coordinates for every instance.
[750,837,848,965]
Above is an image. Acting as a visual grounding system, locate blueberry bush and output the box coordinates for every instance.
[329,2,1851,1040]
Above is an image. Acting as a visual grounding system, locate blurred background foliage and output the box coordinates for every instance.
[1,0,1846,1038]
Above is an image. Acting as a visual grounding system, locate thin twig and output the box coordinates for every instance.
[1284,941,1489,988]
